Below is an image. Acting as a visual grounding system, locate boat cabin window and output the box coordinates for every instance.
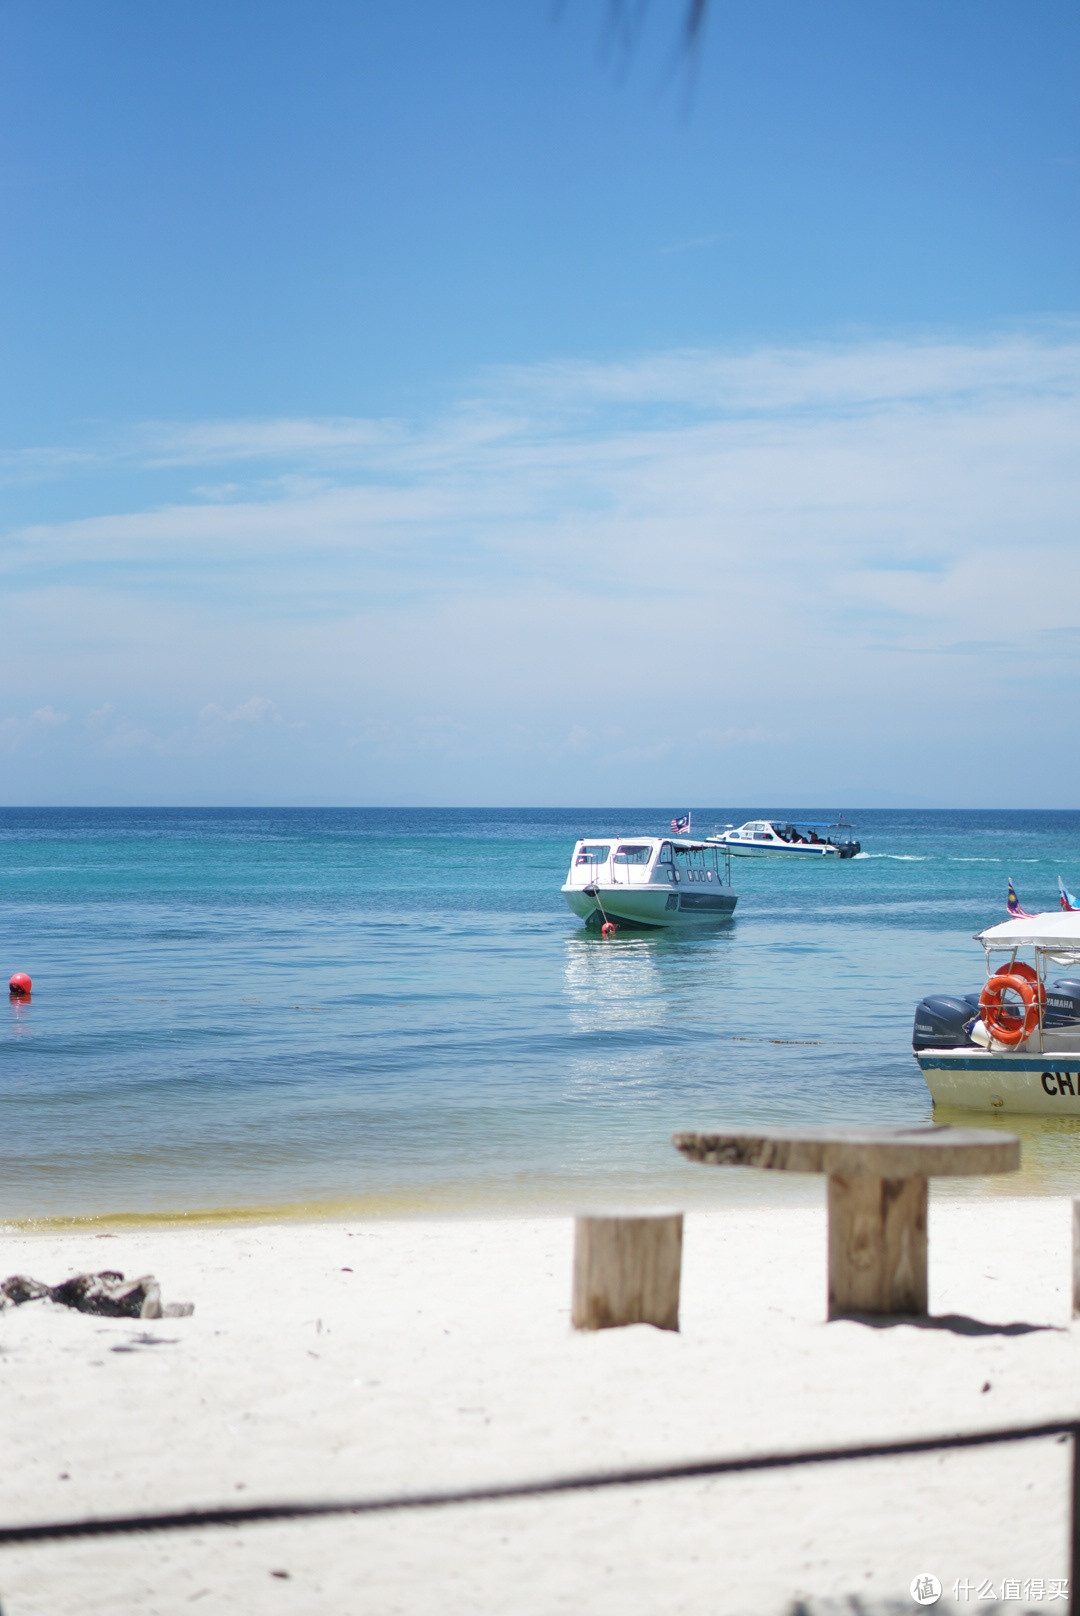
[672,845,720,873]
[658,842,674,863]
[575,844,611,865]
[613,844,652,865]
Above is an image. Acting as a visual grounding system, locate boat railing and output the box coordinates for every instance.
[609,863,654,886]
[571,854,611,885]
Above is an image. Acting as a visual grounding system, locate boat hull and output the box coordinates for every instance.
[563,885,737,929]
[717,841,839,858]
[917,1049,1080,1115]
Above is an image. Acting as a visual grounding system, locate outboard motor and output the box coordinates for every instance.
[912,993,982,1051]
[1044,979,1080,1030]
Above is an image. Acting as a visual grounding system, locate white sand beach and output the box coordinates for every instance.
[0,1196,1077,1615]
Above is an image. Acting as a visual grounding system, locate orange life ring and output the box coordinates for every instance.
[980,969,1044,1045]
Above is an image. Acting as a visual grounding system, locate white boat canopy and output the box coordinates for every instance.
[975,912,1080,949]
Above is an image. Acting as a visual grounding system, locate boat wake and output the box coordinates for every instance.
[853,852,925,861]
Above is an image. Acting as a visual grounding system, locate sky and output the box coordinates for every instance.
[1,1,1078,807]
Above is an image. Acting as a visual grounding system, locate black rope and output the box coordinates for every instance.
[0,1419,1074,1546]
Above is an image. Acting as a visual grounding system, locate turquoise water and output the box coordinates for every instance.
[2,808,1080,1221]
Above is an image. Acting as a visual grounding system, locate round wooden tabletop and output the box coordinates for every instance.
[673,1123,1019,1178]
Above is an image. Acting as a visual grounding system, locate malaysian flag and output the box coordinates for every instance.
[1007,878,1032,918]
[670,813,691,835]
[1061,877,1078,912]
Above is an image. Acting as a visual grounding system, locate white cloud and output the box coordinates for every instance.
[0,704,71,754]
[138,415,403,467]
[1,329,1078,803]
[199,697,277,726]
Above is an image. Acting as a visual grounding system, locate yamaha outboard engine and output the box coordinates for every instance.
[1045,979,1080,1030]
[912,993,982,1051]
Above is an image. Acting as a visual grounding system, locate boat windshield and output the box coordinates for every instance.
[575,843,611,865]
[613,844,653,865]
[772,822,826,845]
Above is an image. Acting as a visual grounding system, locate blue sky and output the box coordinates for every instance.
[1,1,1078,804]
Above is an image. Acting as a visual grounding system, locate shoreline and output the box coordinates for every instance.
[8,1100,1080,1233]
[1,1162,1064,1232]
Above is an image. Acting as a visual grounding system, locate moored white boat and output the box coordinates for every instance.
[709,820,860,858]
[562,836,737,929]
[914,911,1080,1114]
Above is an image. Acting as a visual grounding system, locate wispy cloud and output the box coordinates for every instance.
[1,329,1078,802]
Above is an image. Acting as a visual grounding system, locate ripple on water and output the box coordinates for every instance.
[2,806,1080,1217]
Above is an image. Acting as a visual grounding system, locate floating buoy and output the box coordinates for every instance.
[8,972,32,997]
[601,922,617,938]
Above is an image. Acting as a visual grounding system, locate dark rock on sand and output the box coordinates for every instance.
[49,1272,163,1318]
[1,1270,193,1319]
[0,1275,50,1306]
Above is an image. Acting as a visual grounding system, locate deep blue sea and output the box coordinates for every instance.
[2,807,1080,1222]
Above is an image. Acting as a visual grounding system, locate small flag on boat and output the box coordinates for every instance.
[670,813,691,835]
[1060,877,1078,912]
[1007,878,1032,918]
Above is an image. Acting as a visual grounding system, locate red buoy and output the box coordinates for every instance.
[8,973,32,997]
[600,922,617,938]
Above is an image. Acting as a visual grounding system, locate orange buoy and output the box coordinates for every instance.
[8,973,32,997]
[601,922,617,938]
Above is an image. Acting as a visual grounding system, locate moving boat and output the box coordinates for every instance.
[709,819,860,858]
[913,911,1080,1114]
[562,836,737,929]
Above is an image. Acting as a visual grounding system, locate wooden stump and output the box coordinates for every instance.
[572,1212,683,1332]
[827,1174,927,1318]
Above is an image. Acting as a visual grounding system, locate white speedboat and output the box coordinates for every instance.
[562,836,737,929]
[710,819,860,858]
[914,911,1080,1114]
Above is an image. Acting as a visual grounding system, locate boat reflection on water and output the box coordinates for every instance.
[563,933,668,1036]
[928,1106,1080,1198]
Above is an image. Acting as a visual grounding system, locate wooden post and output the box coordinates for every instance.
[1071,1427,1080,1616]
[1071,1200,1080,1319]
[572,1212,683,1332]
[827,1174,928,1318]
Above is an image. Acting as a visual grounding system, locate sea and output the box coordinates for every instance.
[2,807,1079,1224]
